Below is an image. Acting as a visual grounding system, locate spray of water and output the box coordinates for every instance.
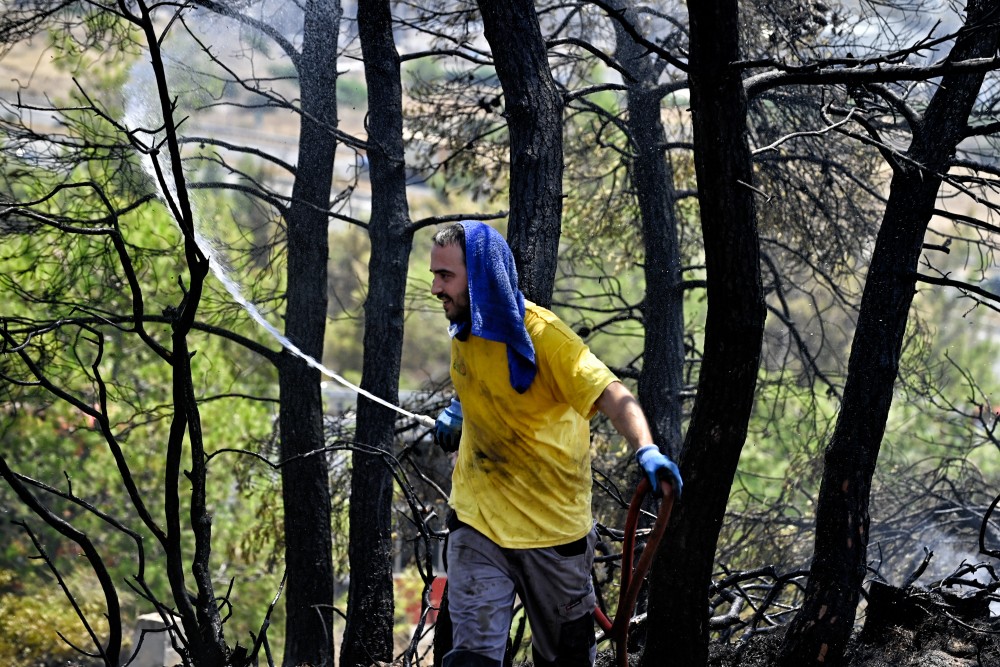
[121,14,435,429]
[197,232,435,429]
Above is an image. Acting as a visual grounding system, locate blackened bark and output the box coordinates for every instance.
[135,5,228,662]
[279,3,340,667]
[174,326,229,667]
[641,1,765,665]
[341,1,413,665]
[778,4,1000,666]
[477,0,564,306]
[611,3,685,454]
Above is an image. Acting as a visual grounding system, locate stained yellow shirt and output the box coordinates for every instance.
[448,303,618,548]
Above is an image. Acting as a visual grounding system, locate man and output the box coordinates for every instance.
[430,221,682,667]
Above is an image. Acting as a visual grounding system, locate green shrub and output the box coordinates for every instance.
[0,569,109,666]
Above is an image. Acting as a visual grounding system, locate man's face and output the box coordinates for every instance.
[430,242,470,323]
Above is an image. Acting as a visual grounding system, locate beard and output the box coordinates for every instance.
[441,295,471,324]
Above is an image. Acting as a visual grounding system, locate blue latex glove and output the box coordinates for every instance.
[434,398,463,453]
[635,444,683,499]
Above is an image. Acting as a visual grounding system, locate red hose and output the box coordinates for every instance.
[593,478,675,667]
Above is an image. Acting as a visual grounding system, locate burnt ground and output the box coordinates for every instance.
[592,584,1000,667]
[704,622,1000,667]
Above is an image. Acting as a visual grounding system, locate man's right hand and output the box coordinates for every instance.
[434,397,463,452]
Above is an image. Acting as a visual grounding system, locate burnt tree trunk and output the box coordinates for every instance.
[477,0,564,306]
[612,1,686,454]
[778,4,1000,665]
[133,4,230,663]
[642,1,765,665]
[278,2,340,666]
[341,0,413,665]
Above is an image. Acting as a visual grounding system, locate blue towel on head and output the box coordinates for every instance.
[450,221,537,393]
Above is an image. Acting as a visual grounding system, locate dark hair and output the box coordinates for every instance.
[432,223,466,262]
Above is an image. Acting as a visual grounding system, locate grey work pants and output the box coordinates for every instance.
[443,522,598,667]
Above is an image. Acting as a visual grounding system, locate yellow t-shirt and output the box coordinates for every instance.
[448,303,618,549]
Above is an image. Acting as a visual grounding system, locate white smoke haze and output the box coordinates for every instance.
[869,489,1000,618]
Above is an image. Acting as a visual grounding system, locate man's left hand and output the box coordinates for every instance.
[635,444,683,499]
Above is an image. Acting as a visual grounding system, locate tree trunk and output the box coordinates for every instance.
[612,2,685,454]
[778,4,1000,665]
[641,1,765,665]
[341,0,413,664]
[279,3,340,666]
[477,0,564,306]
[136,7,230,663]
